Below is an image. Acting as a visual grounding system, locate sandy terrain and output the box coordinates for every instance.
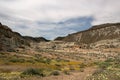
[20,67,96,80]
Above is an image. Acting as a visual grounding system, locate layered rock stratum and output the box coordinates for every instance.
[0,22,48,52]
[0,22,120,52]
[55,23,120,49]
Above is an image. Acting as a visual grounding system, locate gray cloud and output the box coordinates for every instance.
[35,16,94,39]
[0,0,120,39]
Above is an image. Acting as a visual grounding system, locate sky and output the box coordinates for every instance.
[0,0,120,40]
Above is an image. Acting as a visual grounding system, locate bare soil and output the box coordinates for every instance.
[20,67,96,80]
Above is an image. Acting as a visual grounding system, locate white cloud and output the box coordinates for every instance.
[0,0,120,39]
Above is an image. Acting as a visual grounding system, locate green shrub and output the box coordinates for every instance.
[9,58,25,63]
[50,70,60,76]
[105,58,114,62]
[34,58,51,64]
[79,63,86,68]
[86,69,120,80]
[92,69,104,75]
[63,70,70,75]
[22,68,46,77]
[69,66,75,71]
[0,77,6,80]
[79,68,84,72]
[99,62,111,69]
[26,60,35,64]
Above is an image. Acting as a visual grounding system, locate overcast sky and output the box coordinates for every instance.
[0,0,120,39]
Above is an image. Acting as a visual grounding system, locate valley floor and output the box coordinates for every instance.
[16,67,97,80]
[0,48,119,80]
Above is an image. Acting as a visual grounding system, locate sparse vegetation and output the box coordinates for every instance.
[86,56,120,80]
[50,70,60,76]
[22,68,46,77]
[0,52,119,79]
[1,19,120,80]
[9,58,25,63]
[63,70,70,75]
[0,51,119,80]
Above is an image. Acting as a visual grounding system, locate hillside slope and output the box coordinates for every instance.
[0,22,48,52]
[60,23,120,44]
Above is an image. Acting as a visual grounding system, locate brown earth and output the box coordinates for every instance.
[19,67,97,80]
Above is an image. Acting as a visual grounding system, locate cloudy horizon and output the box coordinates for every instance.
[0,0,120,40]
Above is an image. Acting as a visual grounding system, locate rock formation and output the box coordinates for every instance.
[55,23,120,49]
[0,22,48,52]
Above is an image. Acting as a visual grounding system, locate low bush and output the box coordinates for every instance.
[9,58,25,63]
[50,70,60,76]
[79,63,86,68]
[34,58,51,64]
[99,62,111,69]
[63,70,70,75]
[79,68,84,72]
[22,68,46,77]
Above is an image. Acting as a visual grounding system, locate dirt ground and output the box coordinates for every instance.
[20,67,96,80]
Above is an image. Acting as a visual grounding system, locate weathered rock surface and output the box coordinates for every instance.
[1,22,120,52]
[23,36,49,42]
[62,23,120,43]
[55,23,120,49]
[0,22,48,52]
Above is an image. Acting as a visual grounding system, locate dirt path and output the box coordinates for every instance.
[44,67,96,80]
[21,67,96,80]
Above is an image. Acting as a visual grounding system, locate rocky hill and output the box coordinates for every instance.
[0,22,48,52]
[54,37,65,41]
[23,36,49,42]
[57,23,120,42]
[54,23,120,48]
[1,22,120,52]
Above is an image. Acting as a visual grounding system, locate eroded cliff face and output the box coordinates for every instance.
[1,22,120,52]
[53,23,120,49]
[0,22,48,52]
[0,23,30,51]
[62,23,120,44]
[23,36,49,42]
